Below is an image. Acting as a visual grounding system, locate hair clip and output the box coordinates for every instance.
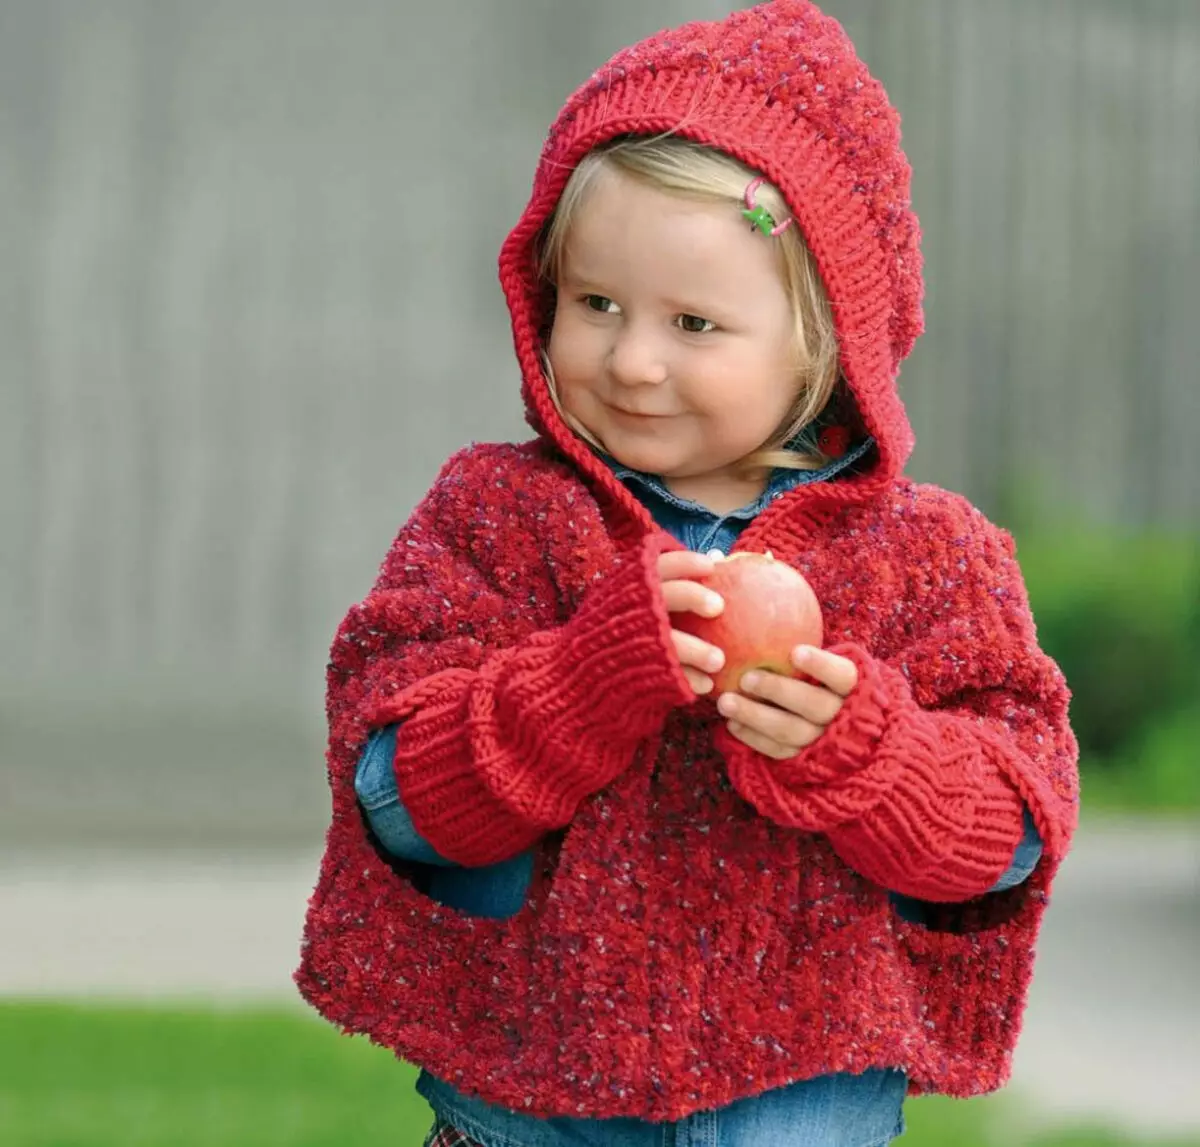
[742,177,793,237]
[818,425,851,459]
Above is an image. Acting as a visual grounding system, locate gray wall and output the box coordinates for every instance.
[2,0,1197,848]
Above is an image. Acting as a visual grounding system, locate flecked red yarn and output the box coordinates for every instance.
[296,0,1079,1125]
[296,445,1078,1119]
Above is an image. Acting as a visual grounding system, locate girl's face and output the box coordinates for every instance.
[547,166,799,513]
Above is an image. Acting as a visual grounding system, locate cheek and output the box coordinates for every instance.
[548,315,598,387]
[693,351,797,436]
[691,348,769,409]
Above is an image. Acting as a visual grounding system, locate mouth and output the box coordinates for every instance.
[610,405,675,419]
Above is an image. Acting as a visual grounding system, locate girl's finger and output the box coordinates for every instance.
[682,666,715,696]
[661,578,724,618]
[725,720,796,761]
[656,549,717,582]
[671,630,725,675]
[717,692,820,750]
[738,670,842,727]
[791,646,858,697]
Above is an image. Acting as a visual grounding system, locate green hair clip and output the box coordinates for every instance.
[742,177,793,237]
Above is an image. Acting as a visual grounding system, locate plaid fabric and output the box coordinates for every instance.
[422,1122,486,1147]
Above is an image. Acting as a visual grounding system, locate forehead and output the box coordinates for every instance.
[560,167,786,305]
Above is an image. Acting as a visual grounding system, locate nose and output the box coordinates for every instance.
[607,322,669,387]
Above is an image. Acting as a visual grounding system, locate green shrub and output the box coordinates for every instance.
[1077,702,1200,812]
[1014,529,1200,811]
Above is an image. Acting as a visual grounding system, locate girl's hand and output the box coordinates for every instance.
[656,550,725,696]
[717,645,858,759]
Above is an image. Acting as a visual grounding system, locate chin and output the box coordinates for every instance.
[604,440,680,474]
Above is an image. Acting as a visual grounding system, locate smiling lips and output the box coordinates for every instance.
[611,405,675,418]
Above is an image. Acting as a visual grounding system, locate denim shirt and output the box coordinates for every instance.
[355,439,1043,1147]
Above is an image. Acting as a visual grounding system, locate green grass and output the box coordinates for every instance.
[0,1002,431,1147]
[1,1002,1196,1147]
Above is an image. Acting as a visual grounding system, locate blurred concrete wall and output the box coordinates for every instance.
[2,0,1198,848]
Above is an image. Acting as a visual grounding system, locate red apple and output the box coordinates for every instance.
[675,551,824,694]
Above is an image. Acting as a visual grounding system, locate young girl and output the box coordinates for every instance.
[297,3,1078,1145]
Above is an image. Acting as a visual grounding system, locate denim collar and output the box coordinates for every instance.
[599,434,876,522]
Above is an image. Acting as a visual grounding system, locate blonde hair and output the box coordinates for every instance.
[536,134,843,475]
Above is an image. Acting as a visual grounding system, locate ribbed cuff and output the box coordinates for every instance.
[722,643,896,831]
[723,643,1028,900]
[773,644,893,792]
[826,718,1028,901]
[393,535,694,864]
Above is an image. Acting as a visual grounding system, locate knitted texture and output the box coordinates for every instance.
[500,0,923,512]
[721,633,1054,902]
[375,525,693,865]
[297,0,1079,1124]
[296,446,1080,1120]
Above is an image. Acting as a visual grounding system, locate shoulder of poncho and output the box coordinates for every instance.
[398,440,613,611]
[434,439,589,495]
[411,440,604,550]
[868,480,1017,562]
[840,481,1034,669]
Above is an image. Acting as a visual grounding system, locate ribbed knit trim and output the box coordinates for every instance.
[382,534,694,865]
[723,642,1052,902]
[498,1,924,527]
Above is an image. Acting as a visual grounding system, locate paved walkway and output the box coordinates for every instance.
[2,819,1197,1136]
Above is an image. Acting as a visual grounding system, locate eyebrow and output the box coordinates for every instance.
[556,265,603,290]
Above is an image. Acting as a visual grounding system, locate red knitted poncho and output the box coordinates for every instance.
[296,0,1079,1122]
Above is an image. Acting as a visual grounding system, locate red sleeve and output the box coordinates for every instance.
[326,449,693,867]
[719,510,1078,903]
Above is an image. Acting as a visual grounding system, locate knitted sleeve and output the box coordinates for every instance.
[326,447,693,867]
[719,500,1079,904]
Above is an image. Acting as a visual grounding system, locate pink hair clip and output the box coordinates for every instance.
[743,177,792,237]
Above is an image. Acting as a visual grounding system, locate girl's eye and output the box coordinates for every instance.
[677,314,715,334]
[584,294,619,314]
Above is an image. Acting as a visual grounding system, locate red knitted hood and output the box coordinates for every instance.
[499,0,924,499]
